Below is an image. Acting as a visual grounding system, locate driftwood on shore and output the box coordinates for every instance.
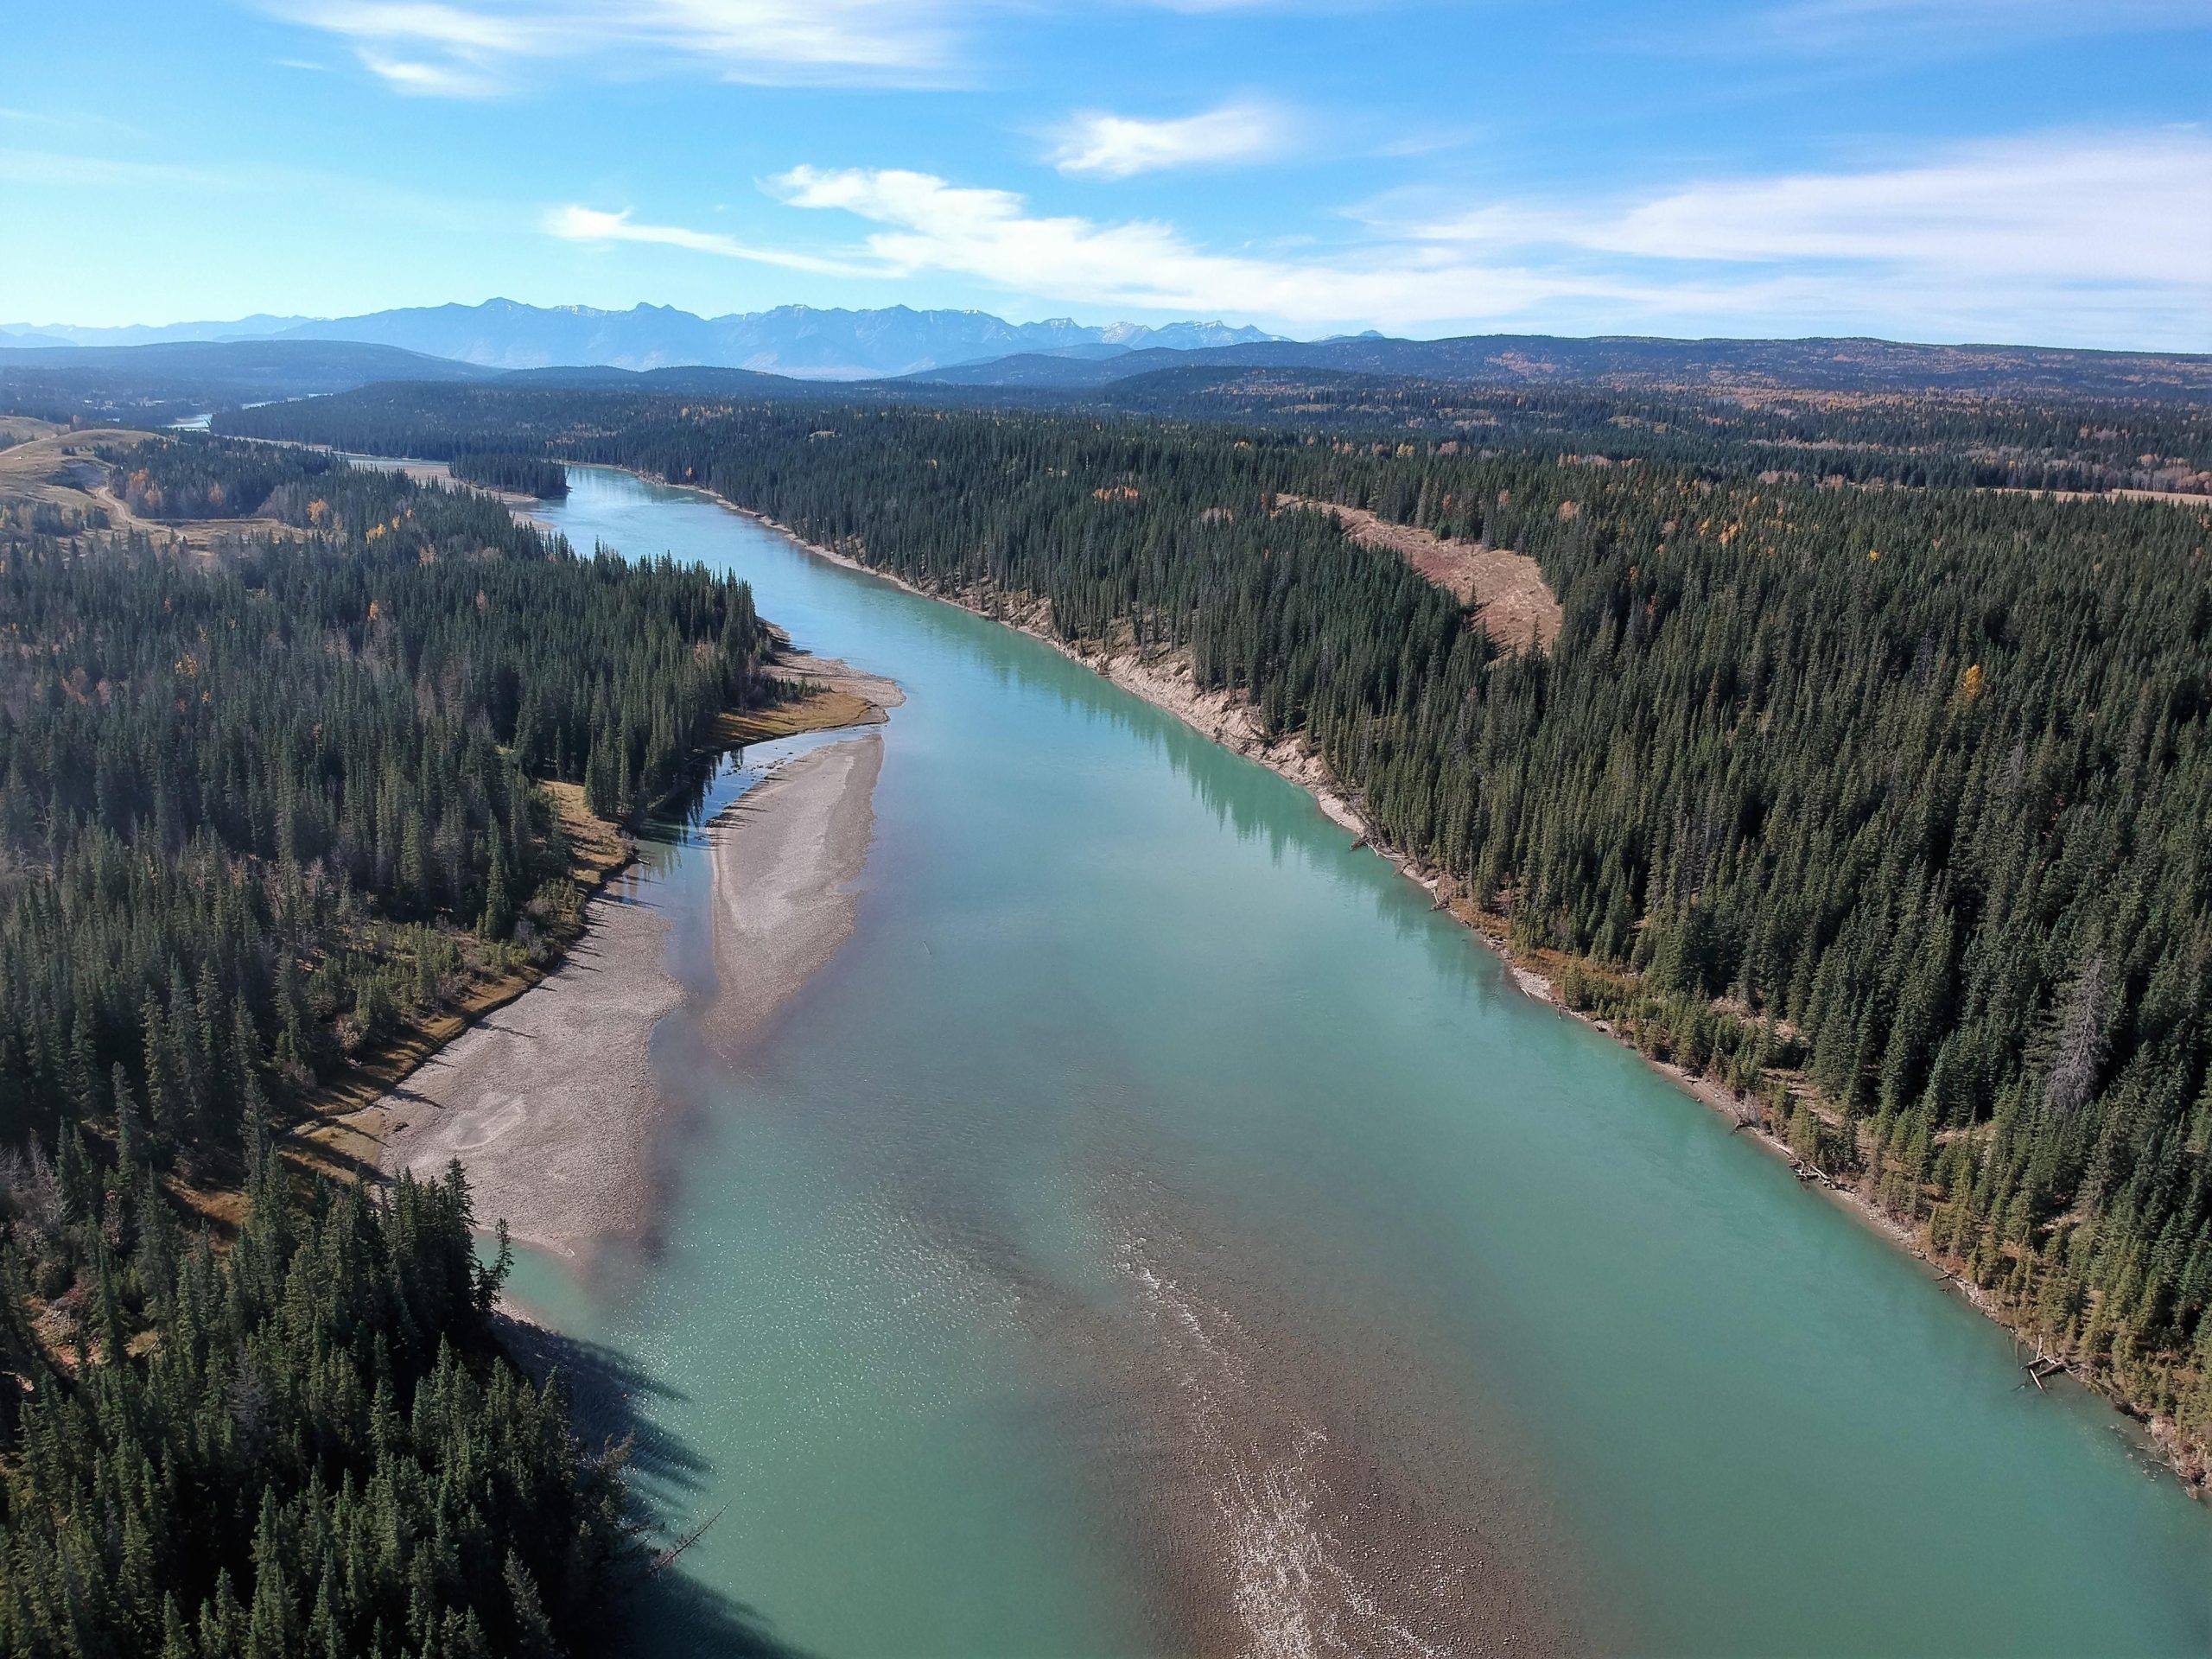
[2016,1342,2072,1393]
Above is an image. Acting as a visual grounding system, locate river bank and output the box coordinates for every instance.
[702,735,884,1056]
[369,883,686,1255]
[360,734,888,1260]
[648,474,2188,1470]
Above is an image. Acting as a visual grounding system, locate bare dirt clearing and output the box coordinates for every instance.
[0,426,292,550]
[1278,494,1562,653]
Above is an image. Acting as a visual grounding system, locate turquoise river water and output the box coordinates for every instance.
[501,466,2212,1656]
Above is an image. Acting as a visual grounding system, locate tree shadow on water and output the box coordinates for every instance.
[497,1313,709,1493]
[494,1314,820,1659]
[632,1568,821,1659]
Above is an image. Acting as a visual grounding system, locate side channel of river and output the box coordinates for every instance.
[501,465,2212,1657]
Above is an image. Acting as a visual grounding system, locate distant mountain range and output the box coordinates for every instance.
[6,324,2205,431]
[12,301,2202,401]
[0,301,1281,380]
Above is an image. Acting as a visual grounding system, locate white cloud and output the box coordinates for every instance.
[1049,101,1292,179]
[543,204,873,275]
[539,129,2212,346]
[270,0,1380,96]
[354,50,505,95]
[1402,130,2212,289]
[302,1,541,54]
[764,165,1664,326]
[270,0,961,95]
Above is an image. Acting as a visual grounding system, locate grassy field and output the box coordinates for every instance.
[716,683,880,742]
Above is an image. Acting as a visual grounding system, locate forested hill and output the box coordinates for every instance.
[0,340,493,427]
[448,450,569,498]
[15,321,2209,431]
[217,374,2212,500]
[0,435,776,1651]
[906,332,2212,401]
[224,382,2212,1467]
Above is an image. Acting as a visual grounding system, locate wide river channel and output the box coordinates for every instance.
[504,465,2212,1656]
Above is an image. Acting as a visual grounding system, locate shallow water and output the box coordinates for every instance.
[505,466,2212,1656]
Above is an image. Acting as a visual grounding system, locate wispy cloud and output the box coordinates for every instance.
[353,49,505,95]
[1744,0,2208,53]
[0,107,148,139]
[1049,101,1294,178]
[550,169,1616,327]
[0,147,246,191]
[763,165,1675,326]
[543,204,874,274]
[269,0,963,95]
[535,127,2212,346]
[1397,130,2212,289]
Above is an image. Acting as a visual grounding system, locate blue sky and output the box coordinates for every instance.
[3,0,2208,346]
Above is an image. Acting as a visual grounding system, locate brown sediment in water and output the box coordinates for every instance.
[366,732,889,1262]
[1090,1209,1590,1659]
[817,1114,1589,1657]
[887,1173,1593,1659]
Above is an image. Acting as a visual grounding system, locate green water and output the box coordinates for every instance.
[507,467,2212,1656]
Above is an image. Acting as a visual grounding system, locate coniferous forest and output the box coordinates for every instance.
[4,367,2210,1648]
[446,453,569,500]
[221,382,2212,1461]
[0,438,771,1157]
[0,434,775,1654]
[0,1138,625,1657]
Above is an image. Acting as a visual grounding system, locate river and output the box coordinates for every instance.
[503,465,2212,1656]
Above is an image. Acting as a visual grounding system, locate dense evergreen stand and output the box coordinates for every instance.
[0,437,775,1656]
